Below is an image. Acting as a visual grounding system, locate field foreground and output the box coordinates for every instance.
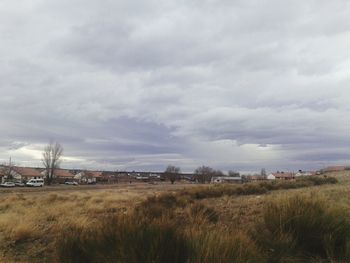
[1,174,350,262]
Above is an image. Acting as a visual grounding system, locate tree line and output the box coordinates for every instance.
[164,165,241,184]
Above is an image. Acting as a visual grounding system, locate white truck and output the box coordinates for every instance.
[26,179,44,187]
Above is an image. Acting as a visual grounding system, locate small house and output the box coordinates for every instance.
[74,171,103,184]
[41,169,76,184]
[267,173,276,180]
[270,172,295,180]
[295,170,315,177]
[12,167,43,182]
[246,175,266,182]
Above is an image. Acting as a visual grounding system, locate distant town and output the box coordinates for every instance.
[0,163,347,186]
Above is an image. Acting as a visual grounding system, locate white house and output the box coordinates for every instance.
[268,172,295,180]
[11,167,43,182]
[295,171,315,177]
[267,173,276,180]
[74,171,102,184]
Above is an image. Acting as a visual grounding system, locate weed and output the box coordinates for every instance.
[255,194,350,262]
[56,215,189,263]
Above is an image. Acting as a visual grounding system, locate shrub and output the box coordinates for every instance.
[299,176,338,185]
[56,215,190,263]
[183,183,268,200]
[188,230,262,263]
[135,193,183,219]
[258,181,279,191]
[235,184,268,195]
[179,176,338,201]
[255,195,350,262]
[10,222,39,243]
[186,203,219,224]
[191,187,224,199]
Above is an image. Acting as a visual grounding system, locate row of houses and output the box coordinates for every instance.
[263,166,350,181]
[257,170,318,181]
[0,166,105,184]
[211,170,319,184]
[0,165,196,184]
[0,164,346,185]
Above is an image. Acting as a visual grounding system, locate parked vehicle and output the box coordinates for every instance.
[65,181,78,186]
[26,179,44,187]
[15,182,25,187]
[1,182,15,187]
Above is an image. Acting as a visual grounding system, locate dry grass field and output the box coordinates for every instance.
[0,183,197,262]
[0,174,350,262]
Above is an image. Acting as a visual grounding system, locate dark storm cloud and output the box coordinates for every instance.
[1,0,350,171]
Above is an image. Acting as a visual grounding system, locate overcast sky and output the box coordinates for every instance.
[1,0,350,172]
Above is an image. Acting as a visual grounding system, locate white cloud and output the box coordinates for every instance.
[1,0,350,172]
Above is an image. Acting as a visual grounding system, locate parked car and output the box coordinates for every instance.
[65,181,78,186]
[1,182,15,187]
[26,179,44,187]
[15,182,26,187]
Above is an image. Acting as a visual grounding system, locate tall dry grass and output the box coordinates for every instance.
[255,194,350,262]
[56,216,190,263]
[179,176,338,200]
[55,181,350,263]
[0,190,135,262]
[0,176,348,263]
[55,209,261,263]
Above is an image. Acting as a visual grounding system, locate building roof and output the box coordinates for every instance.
[91,171,103,178]
[54,169,75,178]
[272,172,294,178]
[83,171,103,178]
[13,167,42,177]
[246,175,265,180]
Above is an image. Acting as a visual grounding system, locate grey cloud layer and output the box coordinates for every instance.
[1,0,350,171]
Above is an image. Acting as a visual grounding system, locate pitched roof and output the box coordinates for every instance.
[272,172,294,178]
[87,171,103,178]
[13,167,42,177]
[246,175,265,180]
[54,169,75,178]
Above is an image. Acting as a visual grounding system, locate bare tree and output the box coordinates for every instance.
[164,165,181,184]
[2,157,15,182]
[42,141,63,185]
[228,170,240,177]
[194,166,223,183]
